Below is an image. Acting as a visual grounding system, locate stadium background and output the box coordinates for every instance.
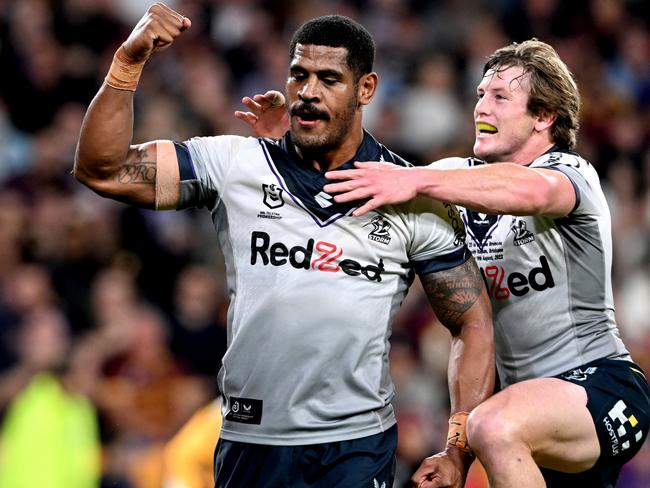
[0,0,647,487]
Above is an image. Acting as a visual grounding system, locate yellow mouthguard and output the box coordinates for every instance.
[477,122,498,133]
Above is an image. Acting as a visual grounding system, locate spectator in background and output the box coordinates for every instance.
[169,264,227,380]
[162,397,223,488]
[396,53,463,158]
[0,307,101,488]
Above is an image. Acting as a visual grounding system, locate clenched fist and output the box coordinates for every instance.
[122,2,191,62]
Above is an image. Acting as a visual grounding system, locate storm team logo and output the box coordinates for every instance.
[510,219,535,246]
[364,215,392,245]
[561,366,597,381]
[262,183,285,209]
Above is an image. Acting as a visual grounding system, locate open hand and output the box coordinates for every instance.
[323,161,419,216]
[234,90,289,139]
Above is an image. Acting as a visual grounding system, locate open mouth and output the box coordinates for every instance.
[476,122,498,134]
[296,112,323,122]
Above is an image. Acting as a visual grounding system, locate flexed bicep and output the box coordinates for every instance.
[75,139,180,210]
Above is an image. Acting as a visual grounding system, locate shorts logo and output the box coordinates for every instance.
[262,183,284,209]
[364,215,392,245]
[510,219,535,246]
[373,479,386,488]
[604,400,643,456]
[561,366,597,381]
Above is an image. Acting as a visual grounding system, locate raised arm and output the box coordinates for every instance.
[323,161,576,218]
[413,257,494,488]
[73,3,190,209]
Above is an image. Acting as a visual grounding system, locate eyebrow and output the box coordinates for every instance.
[477,85,509,93]
[316,69,344,79]
[289,66,345,79]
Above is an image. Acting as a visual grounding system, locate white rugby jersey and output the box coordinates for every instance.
[175,131,470,445]
[434,149,630,387]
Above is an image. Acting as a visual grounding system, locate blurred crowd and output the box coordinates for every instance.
[0,0,647,487]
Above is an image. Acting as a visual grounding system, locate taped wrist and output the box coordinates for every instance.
[446,411,472,453]
[105,46,146,91]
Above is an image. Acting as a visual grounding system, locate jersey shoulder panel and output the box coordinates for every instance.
[531,150,605,216]
[178,135,260,209]
[397,195,469,273]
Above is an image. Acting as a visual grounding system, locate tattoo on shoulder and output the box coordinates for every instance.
[115,147,156,185]
[421,258,484,331]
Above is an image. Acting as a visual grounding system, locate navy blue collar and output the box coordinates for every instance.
[260,130,410,227]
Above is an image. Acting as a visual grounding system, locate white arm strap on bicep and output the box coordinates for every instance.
[155,140,181,210]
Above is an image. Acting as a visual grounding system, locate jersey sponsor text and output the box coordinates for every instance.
[250,231,385,282]
[480,255,555,299]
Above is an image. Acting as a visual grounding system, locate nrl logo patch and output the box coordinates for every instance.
[262,183,284,209]
[364,215,392,245]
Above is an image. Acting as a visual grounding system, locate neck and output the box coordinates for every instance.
[295,127,365,173]
[496,135,556,166]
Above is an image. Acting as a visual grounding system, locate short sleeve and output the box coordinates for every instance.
[176,135,251,209]
[531,152,601,217]
[404,197,471,275]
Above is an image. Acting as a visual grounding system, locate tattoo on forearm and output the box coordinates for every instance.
[421,258,484,331]
[115,147,156,185]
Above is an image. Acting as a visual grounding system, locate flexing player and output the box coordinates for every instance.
[242,40,650,487]
[74,4,494,487]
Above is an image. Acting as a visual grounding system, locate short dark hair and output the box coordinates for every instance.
[289,15,375,81]
[483,39,580,150]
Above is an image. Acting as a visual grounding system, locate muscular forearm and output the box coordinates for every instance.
[421,259,495,413]
[74,84,135,183]
[444,295,493,472]
[447,310,495,414]
[414,163,573,217]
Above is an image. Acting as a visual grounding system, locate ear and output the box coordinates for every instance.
[357,72,378,106]
[534,109,556,133]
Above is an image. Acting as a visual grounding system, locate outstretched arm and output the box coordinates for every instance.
[324,161,576,218]
[412,257,494,488]
[73,3,191,209]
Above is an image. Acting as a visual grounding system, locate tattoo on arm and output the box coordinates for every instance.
[421,258,484,333]
[115,147,157,185]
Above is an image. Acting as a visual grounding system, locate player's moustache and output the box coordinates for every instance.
[289,103,330,121]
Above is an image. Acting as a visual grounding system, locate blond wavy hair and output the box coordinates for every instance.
[484,39,580,150]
